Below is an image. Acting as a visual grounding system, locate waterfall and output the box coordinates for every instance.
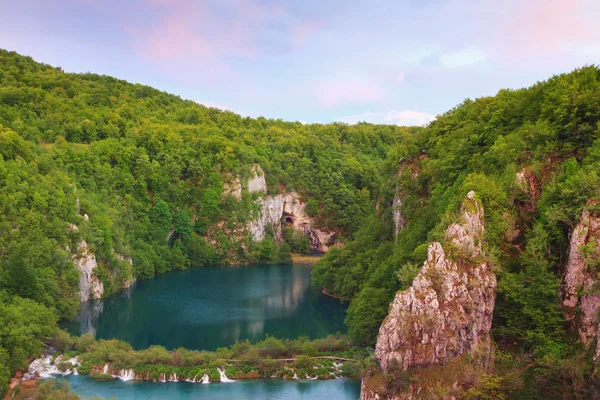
[116,369,135,381]
[201,374,210,384]
[160,372,167,382]
[217,367,235,382]
[168,373,178,382]
[23,355,82,380]
[293,372,299,380]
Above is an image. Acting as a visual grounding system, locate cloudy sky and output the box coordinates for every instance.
[1,0,599,125]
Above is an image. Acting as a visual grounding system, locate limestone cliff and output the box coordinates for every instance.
[561,207,600,355]
[363,192,496,399]
[249,191,335,252]
[376,191,495,371]
[243,165,337,252]
[392,182,404,242]
[70,225,104,302]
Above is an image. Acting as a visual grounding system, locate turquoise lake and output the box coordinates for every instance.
[63,264,348,350]
[60,374,361,400]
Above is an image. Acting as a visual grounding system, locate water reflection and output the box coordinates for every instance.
[64,265,347,350]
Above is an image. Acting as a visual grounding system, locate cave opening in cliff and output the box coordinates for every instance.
[284,216,294,227]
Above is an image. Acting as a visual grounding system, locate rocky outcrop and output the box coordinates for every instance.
[249,191,336,252]
[561,208,600,353]
[238,164,337,252]
[375,191,496,372]
[246,165,267,193]
[74,239,104,302]
[392,184,404,242]
[70,225,104,302]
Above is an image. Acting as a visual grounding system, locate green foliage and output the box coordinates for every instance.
[283,227,311,253]
[277,241,293,264]
[345,287,390,346]
[2,50,600,396]
[33,380,85,400]
[0,292,57,397]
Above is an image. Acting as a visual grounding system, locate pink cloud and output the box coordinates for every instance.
[313,80,383,108]
[132,0,315,65]
[485,0,597,61]
[292,21,319,50]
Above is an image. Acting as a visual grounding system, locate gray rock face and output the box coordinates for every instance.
[561,208,600,352]
[374,191,496,372]
[240,164,336,252]
[73,239,104,302]
[392,184,404,242]
[249,191,335,252]
[246,165,267,193]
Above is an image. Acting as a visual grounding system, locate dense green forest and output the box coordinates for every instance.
[1,48,600,399]
[0,49,411,396]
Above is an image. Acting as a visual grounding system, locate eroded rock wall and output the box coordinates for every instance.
[561,208,600,353]
[375,191,496,372]
[242,164,337,252]
[73,237,104,302]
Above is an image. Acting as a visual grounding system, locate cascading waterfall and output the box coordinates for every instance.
[23,355,81,380]
[115,369,135,381]
[201,374,210,384]
[217,367,235,383]
[103,364,109,375]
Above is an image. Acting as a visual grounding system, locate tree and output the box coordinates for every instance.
[150,200,172,242]
[278,241,293,264]
[345,287,390,346]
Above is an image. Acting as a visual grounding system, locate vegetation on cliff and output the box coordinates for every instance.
[313,65,600,398]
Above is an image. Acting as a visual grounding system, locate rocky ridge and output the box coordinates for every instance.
[561,207,600,358]
[362,191,497,399]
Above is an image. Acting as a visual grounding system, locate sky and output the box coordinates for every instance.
[1,0,599,125]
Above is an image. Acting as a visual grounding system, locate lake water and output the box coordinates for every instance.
[63,264,348,350]
[60,375,361,400]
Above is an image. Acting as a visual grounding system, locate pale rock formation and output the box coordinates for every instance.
[242,164,336,252]
[223,164,266,200]
[249,191,336,252]
[246,165,267,193]
[560,208,600,354]
[392,186,404,242]
[70,224,104,301]
[219,164,338,252]
[375,191,496,372]
[249,194,288,242]
[74,239,104,302]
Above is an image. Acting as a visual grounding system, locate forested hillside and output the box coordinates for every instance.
[314,65,600,398]
[0,49,412,396]
[2,48,600,399]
